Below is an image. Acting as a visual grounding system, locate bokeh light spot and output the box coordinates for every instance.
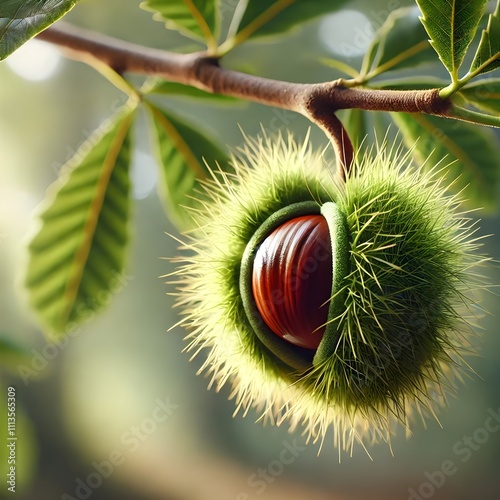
[319,10,374,58]
[6,39,62,81]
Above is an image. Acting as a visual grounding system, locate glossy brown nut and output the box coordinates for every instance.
[251,215,333,350]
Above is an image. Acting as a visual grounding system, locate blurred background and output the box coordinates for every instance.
[1,0,499,499]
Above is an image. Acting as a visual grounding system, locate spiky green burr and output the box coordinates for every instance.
[171,133,486,452]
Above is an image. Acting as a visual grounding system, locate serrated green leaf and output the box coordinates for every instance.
[416,0,488,78]
[460,78,500,112]
[140,0,218,46]
[362,7,435,79]
[0,0,81,61]
[25,105,136,336]
[146,80,240,104]
[146,102,230,230]
[234,0,349,43]
[391,112,498,209]
[470,1,500,76]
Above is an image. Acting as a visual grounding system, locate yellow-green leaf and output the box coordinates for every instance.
[470,1,500,76]
[391,112,498,209]
[140,0,218,47]
[146,102,230,230]
[25,105,137,337]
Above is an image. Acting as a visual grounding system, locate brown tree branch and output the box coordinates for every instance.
[37,22,453,178]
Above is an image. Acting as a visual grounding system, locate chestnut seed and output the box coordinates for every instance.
[252,215,333,350]
[240,200,349,369]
